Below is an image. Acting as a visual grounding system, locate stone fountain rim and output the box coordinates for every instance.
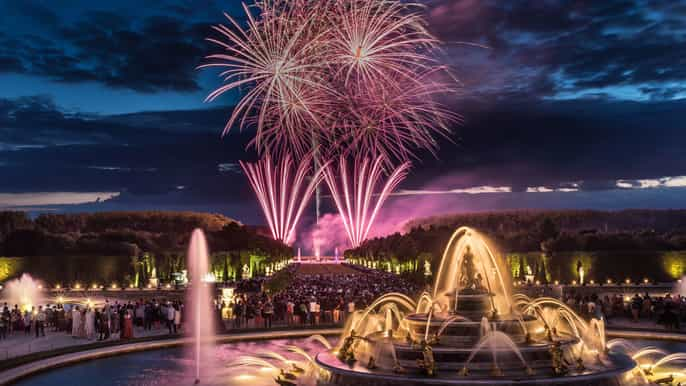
[390,338,579,353]
[405,312,538,323]
[315,351,637,385]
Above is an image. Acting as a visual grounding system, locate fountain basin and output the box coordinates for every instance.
[392,340,578,372]
[405,313,541,346]
[315,351,640,386]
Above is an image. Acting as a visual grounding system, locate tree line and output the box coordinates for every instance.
[0,211,293,285]
[345,210,686,282]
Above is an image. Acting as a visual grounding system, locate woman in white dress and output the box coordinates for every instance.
[71,306,81,338]
[173,304,181,333]
[85,307,95,340]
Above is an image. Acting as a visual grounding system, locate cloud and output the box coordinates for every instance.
[395,186,511,195]
[3,94,685,222]
[217,163,241,173]
[0,12,210,93]
[616,176,686,189]
[2,1,59,29]
[0,192,118,208]
[426,0,686,101]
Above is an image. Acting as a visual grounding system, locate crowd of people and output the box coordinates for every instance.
[0,299,184,341]
[3,263,684,344]
[563,292,686,329]
[221,264,422,329]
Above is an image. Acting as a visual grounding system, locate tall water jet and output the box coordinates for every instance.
[186,229,215,384]
[5,273,43,312]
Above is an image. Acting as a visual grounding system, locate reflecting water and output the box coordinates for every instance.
[13,338,328,386]
[12,338,685,386]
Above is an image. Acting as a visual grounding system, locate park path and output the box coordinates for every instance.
[0,325,171,361]
[0,316,682,362]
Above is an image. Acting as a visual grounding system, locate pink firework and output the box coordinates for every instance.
[240,153,325,243]
[323,155,410,248]
[336,68,460,164]
[328,0,438,90]
[200,2,332,158]
[202,0,458,163]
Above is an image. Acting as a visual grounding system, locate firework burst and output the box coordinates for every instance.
[202,0,458,163]
[336,68,459,164]
[323,155,410,248]
[200,2,331,157]
[240,152,325,243]
[329,0,437,89]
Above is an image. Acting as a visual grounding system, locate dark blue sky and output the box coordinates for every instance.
[0,0,685,225]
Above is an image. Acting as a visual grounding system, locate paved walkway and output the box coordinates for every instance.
[0,318,679,362]
[0,317,680,361]
[0,325,171,361]
[0,328,341,385]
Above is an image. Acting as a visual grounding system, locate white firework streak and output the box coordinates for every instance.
[323,155,410,248]
[240,153,325,243]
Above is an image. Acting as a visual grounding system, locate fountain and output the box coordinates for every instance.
[313,227,643,385]
[230,226,684,385]
[186,229,215,384]
[4,273,43,312]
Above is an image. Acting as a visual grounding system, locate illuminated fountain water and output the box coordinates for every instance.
[5,273,43,312]
[186,229,215,384]
[230,226,684,385]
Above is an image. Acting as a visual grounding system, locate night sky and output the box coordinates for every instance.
[1,0,685,231]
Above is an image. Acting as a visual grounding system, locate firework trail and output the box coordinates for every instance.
[323,155,410,248]
[240,153,325,244]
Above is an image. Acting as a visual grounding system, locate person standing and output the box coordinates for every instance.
[111,306,120,338]
[173,303,181,334]
[98,309,109,341]
[35,306,46,337]
[24,308,33,335]
[10,306,19,335]
[64,305,72,334]
[122,308,134,339]
[631,294,642,322]
[347,299,356,317]
[103,300,112,337]
[333,302,341,324]
[45,305,53,331]
[71,306,81,338]
[166,302,176,334]
[286,300,295,326]
[0,307,7,340]
[263,298,274,329]
[134,302,143,327]
[144,302,153,331]
[233,300,242,329]
[641,294,653,320]
[308,298,317,326]
[56,305,65,332]
[254,301,263,328]
[85,306,95,340]
[298,301,308,326]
